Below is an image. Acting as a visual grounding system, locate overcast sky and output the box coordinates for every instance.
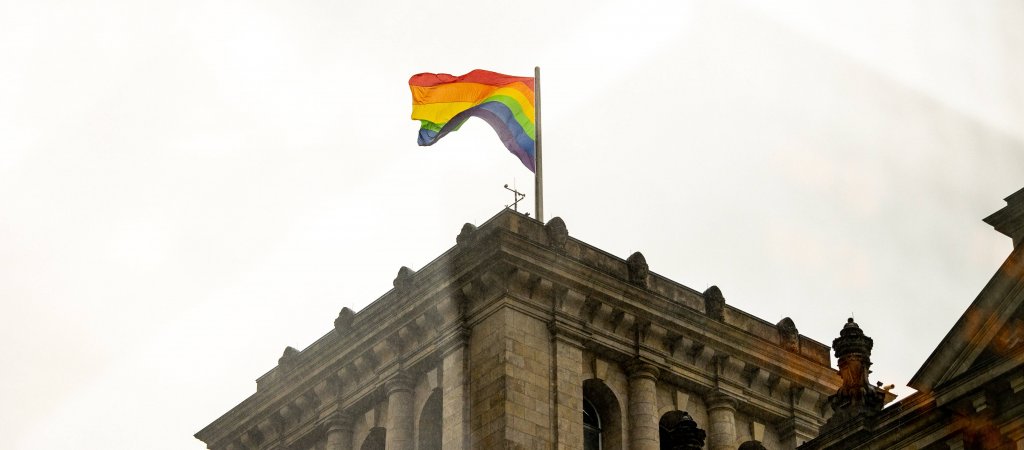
[2,1,1023,449]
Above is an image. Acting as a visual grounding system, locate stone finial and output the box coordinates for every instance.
[821,318,885,432]
[334,307,354,334]
[703,286,725,321]
[776,317,800,352]
[626,252,649,288]
[279,346,299,369]
[393,266,416,292]
[544,217,568,251]
[456,223,477,246]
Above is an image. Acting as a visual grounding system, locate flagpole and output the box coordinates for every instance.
[534,66,544,222]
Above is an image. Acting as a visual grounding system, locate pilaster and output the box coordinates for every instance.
[440,330,469,450]
[551,322,585,450]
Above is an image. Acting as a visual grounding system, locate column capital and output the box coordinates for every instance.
[705,391,738,411]
[627,360,660,381]
[385,373,414,396]
[322,411,353,433]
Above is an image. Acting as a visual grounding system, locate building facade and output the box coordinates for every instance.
[195,211,842,450]
[801,187,1024,450]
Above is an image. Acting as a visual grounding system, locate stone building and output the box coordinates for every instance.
[195,210,842,450]
[801,187,1024,450]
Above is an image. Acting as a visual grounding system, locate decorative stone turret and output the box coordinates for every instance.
[821,318,885,432]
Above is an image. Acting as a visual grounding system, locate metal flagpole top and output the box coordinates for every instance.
[534,66,543,222]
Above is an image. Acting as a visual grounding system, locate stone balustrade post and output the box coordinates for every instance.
[385,374,415,450]
[628,361,661,450]
[706,392,738,450]
[324,412,353,450]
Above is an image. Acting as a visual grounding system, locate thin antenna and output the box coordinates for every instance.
[504,184,526,213]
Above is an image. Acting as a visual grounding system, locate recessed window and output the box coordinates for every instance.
[584,398,602,450]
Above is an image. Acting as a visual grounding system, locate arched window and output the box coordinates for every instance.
[583,379,622,450]
[583,398,602,450]
[418,389,442,450]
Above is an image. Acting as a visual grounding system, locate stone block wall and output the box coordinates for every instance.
[469,305,553,449]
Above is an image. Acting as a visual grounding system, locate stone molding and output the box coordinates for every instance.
[385,373,414,396]
[706,391,739,412]
[322,412,352,433]
[627,360,661,382]
[196,209,839,449]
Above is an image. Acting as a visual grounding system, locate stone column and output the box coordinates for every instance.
[628,361,660,450]
[706,393,737,450]
[385,374,415,450]
[324,412,353,450]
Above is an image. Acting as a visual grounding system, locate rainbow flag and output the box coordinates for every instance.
[409,70,536,172]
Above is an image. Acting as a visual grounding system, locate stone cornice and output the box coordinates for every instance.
[196,210,839,448]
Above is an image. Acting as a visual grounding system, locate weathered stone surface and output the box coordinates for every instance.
[278,346,299,369]
[627,251,649,288]
[777,317,800,352]
[820,318,884,433]
[544,216,568,251]
[393,266,416,292]
[334,307,355,334]
[196,209,839,450]
[703,285,725,321]
[456,223,477,246]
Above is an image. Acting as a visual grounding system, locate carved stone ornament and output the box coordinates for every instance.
[822,318,885,432]
[334,307,354,334]
[278,346,299,369]
[456,223,477,246]
[703,286,725,321]
[626,251,649,288]
[544,217,568,251]
[776,317,800,352]
[393,266,416,293]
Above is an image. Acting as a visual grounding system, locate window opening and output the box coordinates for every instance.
[584,398,602,450]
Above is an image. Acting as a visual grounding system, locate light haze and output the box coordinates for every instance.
[2,1,1023,449]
